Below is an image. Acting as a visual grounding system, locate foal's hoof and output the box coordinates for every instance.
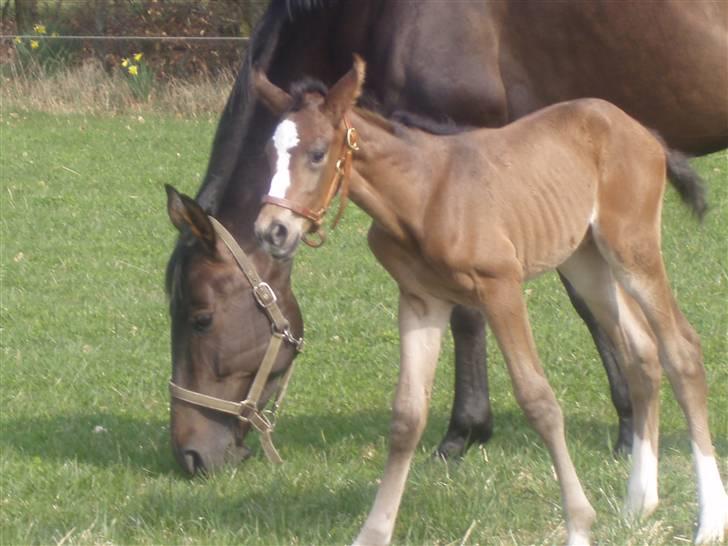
[694,493,728,544]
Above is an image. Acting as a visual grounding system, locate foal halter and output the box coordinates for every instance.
[262,117,359,247]
[169,216,303,465]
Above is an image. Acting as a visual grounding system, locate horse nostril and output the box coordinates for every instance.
[183,449,205,476]
[267,221,289,247]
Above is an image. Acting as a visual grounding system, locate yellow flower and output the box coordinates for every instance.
[121,58,129,68]
[33,24,47,34]
[30,40,39,50]
[128,65,139,76]
[133,52,143,62]
[51,32,59,37]
[14,37,22,44]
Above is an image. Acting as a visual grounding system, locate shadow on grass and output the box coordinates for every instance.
[2,405,722,479]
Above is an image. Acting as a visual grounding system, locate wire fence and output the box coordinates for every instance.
[1,1,260,77]
[2,35,249,42]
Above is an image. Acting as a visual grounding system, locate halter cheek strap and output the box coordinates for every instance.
[169,216,304,465]
[261,117,359,247]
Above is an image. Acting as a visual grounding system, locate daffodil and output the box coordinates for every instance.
[33,24,47,35]
[133,52,143,62]
[30,40,39,50]
[128,65,139,76]
[121,58,129,68]
[14,37,22,44]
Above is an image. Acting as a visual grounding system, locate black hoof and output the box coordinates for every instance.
[612,417,633,458]
[434,416,494,460]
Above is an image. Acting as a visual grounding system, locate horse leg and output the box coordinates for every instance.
[612,269,728,543]
[558,241,662,519]
[479,276,595,545]
[353,291,452,546]
[558,272,633,456]
[593,211,728,543]
[435,305,493,459]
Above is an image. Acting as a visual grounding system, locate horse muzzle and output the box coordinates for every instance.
[254,209,304,260]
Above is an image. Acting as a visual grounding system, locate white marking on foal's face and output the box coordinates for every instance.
[268,119,300,198]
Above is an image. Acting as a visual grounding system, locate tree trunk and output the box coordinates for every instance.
[14,0,38,34]
[94,0,108,34]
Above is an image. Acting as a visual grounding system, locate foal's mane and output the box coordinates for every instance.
[354,106,472,141]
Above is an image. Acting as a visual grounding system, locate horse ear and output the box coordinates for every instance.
[324,54,366,121]
[253,67,293,115]
[165,184,216,252]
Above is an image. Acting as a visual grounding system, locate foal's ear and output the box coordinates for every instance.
[165,184,216,252]
[252,67,293,116]
[324,54,366,122]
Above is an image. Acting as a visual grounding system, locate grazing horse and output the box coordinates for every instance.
[253,58,728,545]
[166,0,727,474]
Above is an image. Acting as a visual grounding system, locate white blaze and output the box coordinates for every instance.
[268,119,300,198]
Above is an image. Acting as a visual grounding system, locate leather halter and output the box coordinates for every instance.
[169,216,303,465]
[262,117,359,247]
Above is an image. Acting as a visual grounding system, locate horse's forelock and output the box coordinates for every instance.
[289,78,329,111]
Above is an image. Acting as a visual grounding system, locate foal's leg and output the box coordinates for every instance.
[436,305,493,459]
[354,292,452,546]
[479,276,595,545]
[594,220,728,543]
[559,242,662,519]
[559,272,633,456]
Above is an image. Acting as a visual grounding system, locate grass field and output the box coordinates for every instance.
[1,110,726,545]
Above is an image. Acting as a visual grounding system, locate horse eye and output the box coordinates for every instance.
[191,313,213,332]
[310,150,326,164]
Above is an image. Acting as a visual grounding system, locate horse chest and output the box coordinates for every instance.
[367,225,480,303]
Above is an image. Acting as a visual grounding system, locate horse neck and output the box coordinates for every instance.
[348,109,439,240]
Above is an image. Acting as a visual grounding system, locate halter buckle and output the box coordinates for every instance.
[253,282,277,308]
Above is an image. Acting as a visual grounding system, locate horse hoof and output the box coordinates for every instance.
[434,420,494,460]
[612,420,633,458]
[433,438,468,460]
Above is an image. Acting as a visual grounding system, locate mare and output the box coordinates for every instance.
[165,0,727,475]
[252,57,728,546]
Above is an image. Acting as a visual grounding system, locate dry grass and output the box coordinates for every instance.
[0,57,236,116]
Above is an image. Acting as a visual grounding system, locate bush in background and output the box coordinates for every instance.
[1,0,270,113]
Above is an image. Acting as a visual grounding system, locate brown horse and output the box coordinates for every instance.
[253,59,728,545]
[167,0,727,474]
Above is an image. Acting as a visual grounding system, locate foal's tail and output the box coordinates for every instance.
[654,134,708,221]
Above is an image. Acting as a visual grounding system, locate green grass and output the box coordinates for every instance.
[1,111,726,545]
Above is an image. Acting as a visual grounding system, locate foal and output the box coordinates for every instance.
[253,58,728,545]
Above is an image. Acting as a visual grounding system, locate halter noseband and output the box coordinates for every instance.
[169,216,303,465]
[261,117,359,247]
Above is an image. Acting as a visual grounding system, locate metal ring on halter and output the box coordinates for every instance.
[302,228,326,248]
[346,127,360,151]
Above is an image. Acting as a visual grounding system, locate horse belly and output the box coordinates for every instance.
[491,157,597,281]
[514,195,593,281]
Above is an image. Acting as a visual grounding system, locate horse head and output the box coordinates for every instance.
[253,55,365,260]
[165,185,302,475]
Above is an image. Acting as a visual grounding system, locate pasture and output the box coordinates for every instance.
[1,110,726,545]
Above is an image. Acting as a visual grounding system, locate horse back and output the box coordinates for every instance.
[420,99,663,281]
